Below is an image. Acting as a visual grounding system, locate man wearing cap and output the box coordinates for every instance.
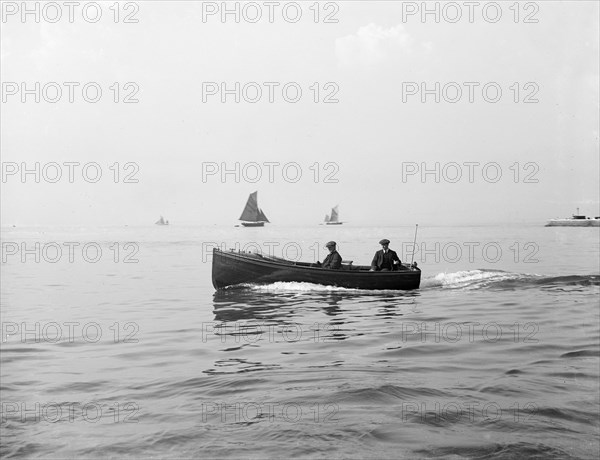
[321,241,342,269]
[370,239,401,271]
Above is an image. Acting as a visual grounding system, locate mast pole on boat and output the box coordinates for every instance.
[410,224,419,266]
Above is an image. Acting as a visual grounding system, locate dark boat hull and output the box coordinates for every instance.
[241,222,265,227]
[212,249,421,290]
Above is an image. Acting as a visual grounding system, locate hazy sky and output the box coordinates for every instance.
[1,1,599,226]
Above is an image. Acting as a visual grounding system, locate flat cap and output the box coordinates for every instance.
[325,241,337,248]
[379,239,390,245]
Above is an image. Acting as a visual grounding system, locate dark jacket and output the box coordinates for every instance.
[322,250,342,269]
[371,249,401,270]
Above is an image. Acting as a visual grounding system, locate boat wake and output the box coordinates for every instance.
[246,282,379,293]
[228,271,599,293]
[238,282,419,295]
[424,269,599,290]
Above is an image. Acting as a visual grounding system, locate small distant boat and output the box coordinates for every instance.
[324,205,343,225]
[545,208,600,227]
[211,249,421,290]
[155,216,169,226]
[239,191,270,227]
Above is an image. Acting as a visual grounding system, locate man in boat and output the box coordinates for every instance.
[370,239,402,271]
[320,241,342,269]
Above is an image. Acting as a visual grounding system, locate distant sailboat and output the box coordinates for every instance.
[324,205,343,225]
[155,216,169,225]
[239,191,270,227]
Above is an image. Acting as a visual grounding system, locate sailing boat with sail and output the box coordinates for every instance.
[155,216,169,225]
[324,205,343,225]
[239,191,270,227]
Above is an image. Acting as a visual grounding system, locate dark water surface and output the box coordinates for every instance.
[1,224,599,458]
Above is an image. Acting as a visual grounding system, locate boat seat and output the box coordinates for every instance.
[341,260,354,270]
[342,263,362,271]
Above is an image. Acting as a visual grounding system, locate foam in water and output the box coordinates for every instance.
[423,269,524,289]
[246,282,415,294]
[249,282,370,292]
[239,271,595,292]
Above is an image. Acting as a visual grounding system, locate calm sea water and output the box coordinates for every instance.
[1,224,599,459]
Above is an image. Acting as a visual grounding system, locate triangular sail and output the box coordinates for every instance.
[239,191,269,222]
[155,216,166,225]
[257,208,270,223]
[330,206,339,223]
[324,214,330,223]
[239,192,259,221]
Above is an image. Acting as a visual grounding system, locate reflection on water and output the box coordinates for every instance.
[203,357,282,375]
[212,286,421,322]
[210,286,422,351]
[205,287,423,380]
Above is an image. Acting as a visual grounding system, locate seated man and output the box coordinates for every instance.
[370,239,401,271]
[321,241,342,269]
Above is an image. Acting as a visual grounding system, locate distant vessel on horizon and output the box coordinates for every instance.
[545,208,599,227]
[324,205,343,225]
[155,216,169,226]
[239,191,270,227]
